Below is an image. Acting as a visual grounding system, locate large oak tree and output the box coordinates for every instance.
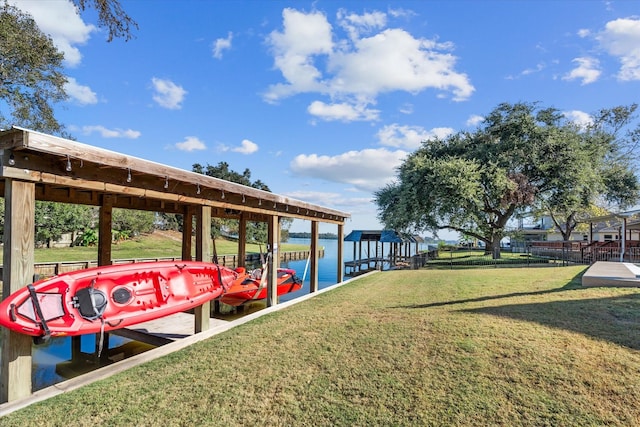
[375,102,640,257]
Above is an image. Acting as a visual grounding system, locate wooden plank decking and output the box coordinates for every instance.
[111,312,230,346]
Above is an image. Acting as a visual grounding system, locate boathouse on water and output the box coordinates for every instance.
[0,127,351,403]
[344,230,425,275]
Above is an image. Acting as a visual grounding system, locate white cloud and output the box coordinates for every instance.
[213,32,233,59]
[399,103,413,115]
[64,77,98,105]
[564,110,593,128]
[264,8,474,121]
[80,125,141,139]
[466,114,484,127]
[290,147,408,192]
[377,124,453,150]
[175,136,206,151]
[597,17,640,81]
[577,28,591,38]
[11,0,95,67]
[218,139,259,154]
[233,139,259,154]
[307,101,380,122]
[151,77,187,110]
[337,9,387,40]
[265,8,334,102]
[562,57,601,85]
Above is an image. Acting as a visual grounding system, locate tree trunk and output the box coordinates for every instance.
[490,239,501,259]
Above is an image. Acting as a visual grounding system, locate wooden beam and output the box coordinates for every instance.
[194,205,212,333]
[98,195,113,266]
[1,179,35,402]
[237,213,247,268]
[310,221,319,293]
[266,215,280,307]
[337,223,345,283]
[181,206,193,261]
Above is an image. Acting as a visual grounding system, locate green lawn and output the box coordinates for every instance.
[3,266,640,426]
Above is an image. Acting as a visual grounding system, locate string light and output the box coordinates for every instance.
[66,155,72,172]
[126,168,132,183]
[8,153,15,166]
[242,194,245,203]
[258,199,262,206]
[164,176,169,189]
[196,183,201,195]
[221,191,225,199]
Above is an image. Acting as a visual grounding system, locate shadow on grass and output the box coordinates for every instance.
[462,293,640,350]
[397,271,584,309]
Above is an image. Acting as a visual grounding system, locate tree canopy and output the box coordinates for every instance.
[72,0,137,42]
[0,2,67,134]
[375,102,640,256]
[1,1,136,134]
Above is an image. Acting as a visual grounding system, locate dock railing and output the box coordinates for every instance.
[1,250,322,279]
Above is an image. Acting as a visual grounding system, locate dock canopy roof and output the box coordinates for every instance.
[344,230,423,243]
[0,127,350,224]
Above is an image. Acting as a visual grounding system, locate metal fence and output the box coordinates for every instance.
[429,243,640,269]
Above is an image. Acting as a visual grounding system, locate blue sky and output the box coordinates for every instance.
[10,0,640,239]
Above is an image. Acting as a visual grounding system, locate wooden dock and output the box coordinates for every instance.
[111,312,230,346]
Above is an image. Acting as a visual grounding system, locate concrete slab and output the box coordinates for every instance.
[582,261,640,287]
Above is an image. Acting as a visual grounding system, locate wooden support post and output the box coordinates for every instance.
[194,205,211,333]
[71,336,82,360]
[238,213,247,268]
[182,205,193,262]
[266,215,280,307]
[337,224,344,282]
[310,221,319,292]
[98,195,113,267]
[1,179,35,403]
[96,195,114,359]
[352,242,356,275]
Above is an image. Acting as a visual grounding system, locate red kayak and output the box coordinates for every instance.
[219,266,303,306]
[0,261,238,341]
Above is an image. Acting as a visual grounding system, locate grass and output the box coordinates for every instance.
[4,266,640,426]
[33,231,309,263]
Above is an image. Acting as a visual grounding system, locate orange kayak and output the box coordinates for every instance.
[219,267,303,306]
[0,261,237,341]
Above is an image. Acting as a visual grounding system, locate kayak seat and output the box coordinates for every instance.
[74,287,108,320]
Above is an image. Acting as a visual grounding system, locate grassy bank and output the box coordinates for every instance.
[4,266,640,426]
[33,231,309,263]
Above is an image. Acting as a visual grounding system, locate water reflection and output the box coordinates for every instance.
[14,334,154,391]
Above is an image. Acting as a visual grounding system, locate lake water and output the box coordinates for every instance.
[1,237,426,391]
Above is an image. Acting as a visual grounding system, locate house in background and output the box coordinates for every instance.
[512,212,640,245]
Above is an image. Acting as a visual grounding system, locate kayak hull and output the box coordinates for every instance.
[220,268,303,306]
[0,261,238,338]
